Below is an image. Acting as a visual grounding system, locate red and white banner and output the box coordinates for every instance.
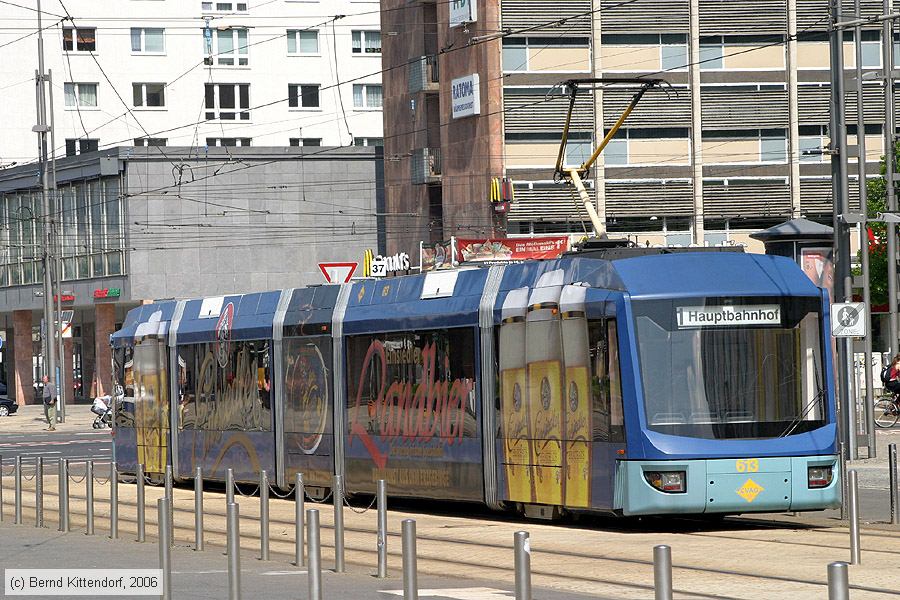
[456,237,569,263]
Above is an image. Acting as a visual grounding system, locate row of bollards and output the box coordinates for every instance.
[0,459,868,600]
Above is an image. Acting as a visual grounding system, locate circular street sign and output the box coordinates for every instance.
[838,305,860,328]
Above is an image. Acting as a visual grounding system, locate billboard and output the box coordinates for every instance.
[456,237,570,263]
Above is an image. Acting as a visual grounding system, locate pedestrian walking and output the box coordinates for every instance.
[42,375,57,431]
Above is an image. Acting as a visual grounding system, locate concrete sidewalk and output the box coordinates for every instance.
[0,404,97,434]
[3,470,898,599]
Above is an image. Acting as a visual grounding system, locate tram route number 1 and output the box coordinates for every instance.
[736,458,759,473]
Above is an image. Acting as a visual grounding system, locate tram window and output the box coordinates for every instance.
[346,328,478,441]
[179,340,272,432]
[113,346,135,428]
[283,336,331,438]
[588,319,624,443]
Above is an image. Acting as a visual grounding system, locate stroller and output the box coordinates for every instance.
[91,395,112,429]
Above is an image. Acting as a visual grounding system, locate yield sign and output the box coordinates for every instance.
[318,262,358,284]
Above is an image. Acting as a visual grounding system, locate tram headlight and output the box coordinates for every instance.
[643,470,686,493]
[807,465,833,488]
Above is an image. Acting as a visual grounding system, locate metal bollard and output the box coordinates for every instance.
[514,531,532,600]
[227,502,241,600]
[333,474,345,573]
[158,498,172,600]
[307,509,322,600]
[137,464,146,542]
[376,479,387,578]
[653,545,673,600]
[889,444,899,526]
[226,467,235,505]
[195,467,204,551]
[164,464,174,547]
[260,470,269,561]
[85,461,94,535]
[58,458,69,533]
[35,457,43,528]
[827,561,850,600]
[0,455,4,522]
[849,469,861,564]
[402,519,418,600]
[110,462,118,539]
[14,455,22,525]
[295,473,304,567]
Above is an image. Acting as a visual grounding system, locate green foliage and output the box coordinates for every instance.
[860,142,900,305]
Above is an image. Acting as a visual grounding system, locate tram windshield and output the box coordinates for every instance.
[634,297,826,439]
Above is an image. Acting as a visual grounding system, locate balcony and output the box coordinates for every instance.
[408,55,440,94]
[412,147,442,184]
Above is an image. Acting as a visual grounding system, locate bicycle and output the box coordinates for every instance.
[874,392,900,428]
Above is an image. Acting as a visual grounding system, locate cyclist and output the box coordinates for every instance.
[882,354,900,396]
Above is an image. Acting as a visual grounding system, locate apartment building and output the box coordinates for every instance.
[0,0,384,164]
[380,0,890,251]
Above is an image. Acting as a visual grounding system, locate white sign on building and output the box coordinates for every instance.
[451,74,481,119]
[449,0,477,28]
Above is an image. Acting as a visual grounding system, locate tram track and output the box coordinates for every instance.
[5,479,899,599]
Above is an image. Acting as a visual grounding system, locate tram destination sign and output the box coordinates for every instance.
[676,305,782,328]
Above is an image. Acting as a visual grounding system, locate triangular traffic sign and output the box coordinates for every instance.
[318,262,358,284]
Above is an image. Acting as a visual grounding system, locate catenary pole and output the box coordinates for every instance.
[34,0,58,414]
[885,0,900,357]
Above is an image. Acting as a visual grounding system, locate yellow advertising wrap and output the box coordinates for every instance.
[500,367,534,502]
[564,365,591,507]
[528,359,564,505]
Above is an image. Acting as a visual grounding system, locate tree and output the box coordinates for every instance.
[859,142,900,306]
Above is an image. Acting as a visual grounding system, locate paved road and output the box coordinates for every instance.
[0,522,599,600]
[0,431,112,466]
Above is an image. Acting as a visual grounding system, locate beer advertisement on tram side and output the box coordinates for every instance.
[344,329,483,499]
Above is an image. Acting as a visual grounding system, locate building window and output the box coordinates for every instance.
[352,31,381,54]
[205,83,250,120]
[64,83,98,108]
[660,34,688,71]
[353,137,384,147]
[134,138,168,147]
[132,83,166,108]
[702,129,788,163]
[699,37,724,69]
[859,31,882,68]
[63,27,96,52]
[353,84,382,109]
[205,28,249,66]
[65,138,99,156]
[288,84,320,108]
[798,126,825,163]
[130,28,165,53]
[289,138,321,146]
[502,36,591,72]
[287,29,318,54]
[201,2,248,12]
[760,131,787,162]
[206,137,251,147]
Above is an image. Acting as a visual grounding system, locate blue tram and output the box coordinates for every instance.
[111,251,840,516]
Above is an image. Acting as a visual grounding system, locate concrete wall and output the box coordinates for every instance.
[124,146,382,297]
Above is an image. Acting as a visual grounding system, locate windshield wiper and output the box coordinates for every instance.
[778,388,827,438]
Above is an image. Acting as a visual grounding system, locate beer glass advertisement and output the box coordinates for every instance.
[800,247,834,301]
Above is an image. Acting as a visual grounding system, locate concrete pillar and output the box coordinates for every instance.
[93,304,115,397]
[12,310,34,405]
[63,338,74,405]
